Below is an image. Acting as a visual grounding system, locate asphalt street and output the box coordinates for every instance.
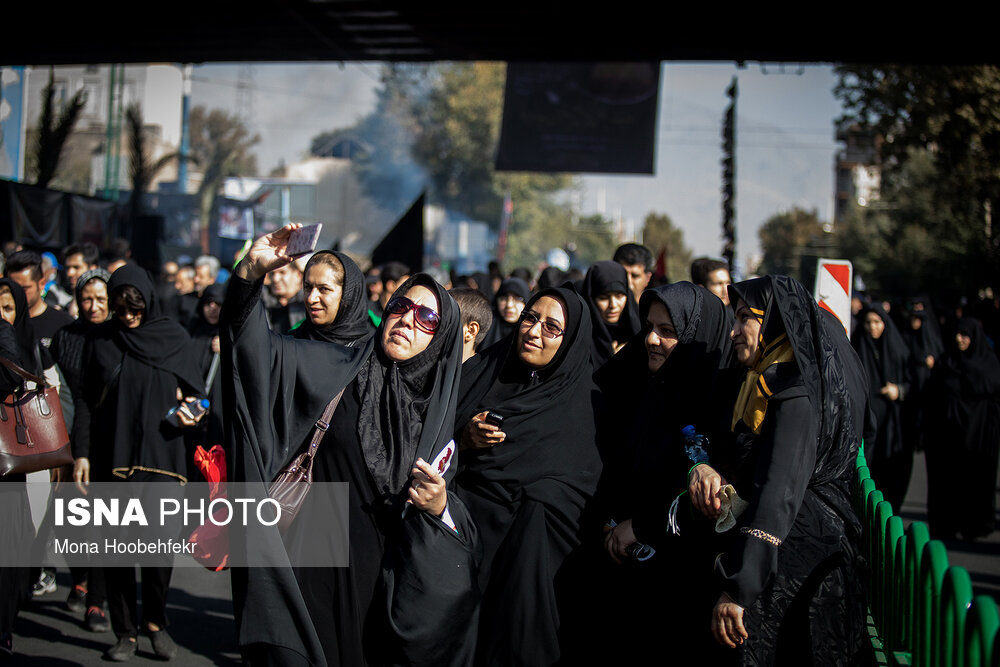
[7,451,999,665]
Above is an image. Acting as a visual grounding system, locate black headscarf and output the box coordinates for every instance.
[481,277,531,349]
[455,284,602,542]
[948,317,1000,397]
[728,275,863,489]
[51,268,112,394]
[0,278,51,375]
[293,250,375,347]
[356,272,464,494]
[852,302,911,393]
[579,260,641,368]
[76,264,205,482]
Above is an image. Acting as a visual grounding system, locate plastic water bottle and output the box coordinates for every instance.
[165,399,210,427]
[682,424,710,464]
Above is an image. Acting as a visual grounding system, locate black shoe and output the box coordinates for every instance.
[66,584,87,613]
[105,636,137,662]
[86,606,111,632]
[147,627,177,660]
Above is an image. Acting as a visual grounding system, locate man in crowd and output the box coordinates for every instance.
[613,243,653,302]
[194,255,221,296]
[690,256,732,306]
[371,261,410,320]
[4,250,73,349]
[264,257,307,334]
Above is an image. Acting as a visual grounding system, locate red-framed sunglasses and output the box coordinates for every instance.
[384,296,440,333]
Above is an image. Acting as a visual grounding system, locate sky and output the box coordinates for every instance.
[188,61,845,274]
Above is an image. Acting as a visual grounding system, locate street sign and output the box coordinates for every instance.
[814,258,853,338]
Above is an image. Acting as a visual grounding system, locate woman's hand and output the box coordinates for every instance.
[211,335,220,354]
[235,223,303,281]
[880,382,900,401]
[603,518,637,565]
[408,458,447,516]
[711,592,748,648]
[74,457,90,495]
[175,397,207,427]
[461,411,506,450]
[689,463,728,519]
[51,463,72,488]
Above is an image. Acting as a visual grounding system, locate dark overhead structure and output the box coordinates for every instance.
[3,3,996,66]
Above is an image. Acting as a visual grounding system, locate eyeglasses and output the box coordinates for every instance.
[520,311,564,339]
[384,296,440,333]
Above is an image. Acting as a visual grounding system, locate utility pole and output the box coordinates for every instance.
[721,76,737,274]
[177,64,192,194]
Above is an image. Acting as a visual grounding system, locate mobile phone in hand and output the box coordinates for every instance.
[285,223,323,257]
[484,411,505,429]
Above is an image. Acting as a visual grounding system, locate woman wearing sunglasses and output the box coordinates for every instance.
[453,285,603,666]
[223,224,478,667]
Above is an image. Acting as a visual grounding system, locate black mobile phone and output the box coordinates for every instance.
[484,411,505,429]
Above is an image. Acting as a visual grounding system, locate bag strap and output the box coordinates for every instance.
[301,387,346,464]
[0,356,44,386]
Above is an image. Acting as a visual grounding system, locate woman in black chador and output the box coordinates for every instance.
[479,276,530,349]
[924,316,1000,541]
[589,281,737,664]
[454,285,602,667]
[223,225,478,667]
[900,297,945,456]
[73,264,207,661]
[290,250,375,345]
[852,302,913,511]
[579,260,641,369]
[699,275,870,666]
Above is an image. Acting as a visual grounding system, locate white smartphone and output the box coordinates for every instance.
[285,223,323,257]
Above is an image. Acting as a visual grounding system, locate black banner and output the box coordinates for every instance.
[496,62,661,175]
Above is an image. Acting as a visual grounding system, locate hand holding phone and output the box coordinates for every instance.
[285,222,323,257]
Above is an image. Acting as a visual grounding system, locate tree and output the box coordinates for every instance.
[757,207,829,281]
[835,65,1000,297]
[641,212,692,282]
[31,67,87,189]
[187,106,259,253]
[125,103,189,222]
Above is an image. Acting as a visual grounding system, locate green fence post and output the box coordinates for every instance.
[938,566,973,667]
[873,501,893,639]
[964,595,999,667]
[883,514,904,654]
[915,540,948,667]
[906,522,931,665]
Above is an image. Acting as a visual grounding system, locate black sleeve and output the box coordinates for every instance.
[0,320,22,394]
[715,391,817,608]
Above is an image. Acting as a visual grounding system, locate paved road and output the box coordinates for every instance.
[8,451,1000,664]
[11,561,240,665]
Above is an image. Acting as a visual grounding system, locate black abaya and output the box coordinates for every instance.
[924,316,1000,540]
[454,285,602,667]
[717,275,869,666]
[852,303,913,511]
[223,270,477,667]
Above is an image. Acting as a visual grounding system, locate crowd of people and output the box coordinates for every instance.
[0,230,997,666]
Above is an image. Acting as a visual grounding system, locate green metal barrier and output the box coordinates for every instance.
[964,595,998,667]
[852,448,1000,667]
[883,514,905,653]
[939,566,973,667]
[915,540,949,667]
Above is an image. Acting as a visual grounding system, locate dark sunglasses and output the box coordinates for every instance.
[520,311,564,339]
[385,296,440,333]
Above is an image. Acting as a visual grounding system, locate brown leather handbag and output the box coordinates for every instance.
[0,356,73,476]
[267,388,344,534]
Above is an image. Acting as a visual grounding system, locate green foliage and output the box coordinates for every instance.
[32,68,87,189]
[126,103,189,220]
[641,212,692,282]
[757,207,829,281]
[835,65,1000,298]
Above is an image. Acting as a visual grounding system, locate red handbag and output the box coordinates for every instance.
[0,356,73,476]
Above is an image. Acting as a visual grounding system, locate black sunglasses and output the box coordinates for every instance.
[385,296,440,333]
[520,311,564,339]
